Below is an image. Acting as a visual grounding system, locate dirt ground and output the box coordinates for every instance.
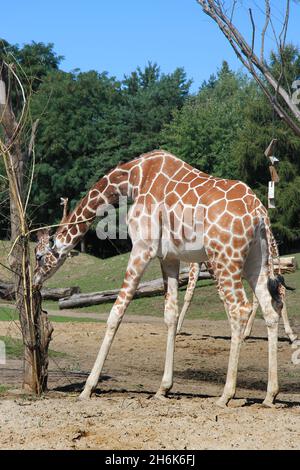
[1,315,300,450]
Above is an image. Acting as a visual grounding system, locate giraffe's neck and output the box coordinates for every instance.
[57,164,135,248]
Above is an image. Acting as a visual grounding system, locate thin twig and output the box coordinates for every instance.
[261,0,271,63]
[28,119,39,158]
[229,0,237,24]
[248,8,255,55]
[24,119,39,214]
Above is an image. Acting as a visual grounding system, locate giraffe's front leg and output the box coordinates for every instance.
[154,259,180,399]
[79,307,118,400]
[214,269,252,407]
[79,243,152,400]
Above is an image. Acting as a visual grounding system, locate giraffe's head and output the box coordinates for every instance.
[33,228,69,287]
[33,197,73,287]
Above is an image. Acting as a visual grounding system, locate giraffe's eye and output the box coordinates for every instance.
[36,253,44,266]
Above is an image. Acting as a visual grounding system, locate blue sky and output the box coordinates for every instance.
[1,0,300,91]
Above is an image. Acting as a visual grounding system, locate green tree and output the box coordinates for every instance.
[29,62,191,226]
[232,89,300,247]
[161,62,255,178]
[30,69,121,224]
[114,62,191,162]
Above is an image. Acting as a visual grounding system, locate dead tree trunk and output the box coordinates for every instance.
[0,60,53,394]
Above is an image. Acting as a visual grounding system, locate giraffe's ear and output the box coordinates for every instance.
[36,228,50,241]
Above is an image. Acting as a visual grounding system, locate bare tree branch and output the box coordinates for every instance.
[261,0,271,62]
[230,0,237,23]
[28,119,39,158]
[280,0,290,49]
[196,0,300,137]
[249,8,256,55]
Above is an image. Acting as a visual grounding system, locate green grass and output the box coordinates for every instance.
[0,307,18,322]
[0,306,102,323]
[0,240,162,291]
[0,335,66,359]
[0,239,299,321]
[0,385,10,394]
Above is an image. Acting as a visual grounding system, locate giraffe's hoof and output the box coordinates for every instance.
[176,330,184,336]
[153,391,168,401]
[78,390,92,401]
[215,396,230,408]
[261,399,276,408]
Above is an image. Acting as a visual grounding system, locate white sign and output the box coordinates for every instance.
[268,181,275,209]
[292,80,300,105]
[0,80,6,105]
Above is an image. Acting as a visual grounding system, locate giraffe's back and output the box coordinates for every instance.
[123,150,267,263]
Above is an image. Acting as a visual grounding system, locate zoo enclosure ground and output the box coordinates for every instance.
[0,242,300,449]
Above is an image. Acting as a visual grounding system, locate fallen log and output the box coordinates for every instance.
[0,281,15,300]
[0,282,81,301]
[58,271,213,309]
[274,256,298,273]
[40,286,81,300]
[58,255,297,310]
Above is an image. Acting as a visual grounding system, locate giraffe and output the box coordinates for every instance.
[33,150,287,407]
[177,262,297,343]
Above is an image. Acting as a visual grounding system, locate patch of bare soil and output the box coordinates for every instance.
[0,317,300,449]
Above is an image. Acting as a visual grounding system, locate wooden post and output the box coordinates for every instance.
[80,238,86,253]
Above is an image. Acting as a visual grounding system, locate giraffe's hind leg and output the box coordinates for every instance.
[242,292,297,343]
[217,302,252,407]
[245,271,280,407]
[243,293,260,339]
[281,297,298,343]
[211,261,252,408]
[244,242,281,407]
